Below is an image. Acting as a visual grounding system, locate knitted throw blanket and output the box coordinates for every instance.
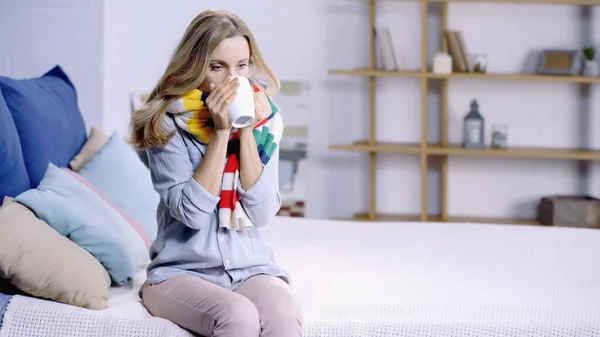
[166,85,283,231]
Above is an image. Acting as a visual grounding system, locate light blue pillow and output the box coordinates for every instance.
[15,163,138,285]
[78,132,159,239]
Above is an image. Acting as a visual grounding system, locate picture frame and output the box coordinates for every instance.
[536,49,580,76]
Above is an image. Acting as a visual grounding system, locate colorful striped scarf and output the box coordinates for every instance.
[166,85,283,231]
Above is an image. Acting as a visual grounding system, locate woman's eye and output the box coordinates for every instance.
[238,64,248,69]
[211,65,223,71]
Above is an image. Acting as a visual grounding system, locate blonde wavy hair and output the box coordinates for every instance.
[129,9,280,150]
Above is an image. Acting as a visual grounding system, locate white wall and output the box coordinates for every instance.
[0,0,104,130]
[103,0,600,220]
[4,0,599,220]
[102,0,364,219]
[443,4,600,218]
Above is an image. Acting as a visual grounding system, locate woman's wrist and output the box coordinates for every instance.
[212,129,231,143]
[238,127,254,138]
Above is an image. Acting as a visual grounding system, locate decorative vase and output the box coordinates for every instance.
[432,52,452,74]
[473,54,488,73]
[583,60,599,77]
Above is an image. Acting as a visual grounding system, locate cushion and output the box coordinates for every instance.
[0,65,87,188]
[64,168,152,249]
[78,132,160,239]
[15,163,142,285]
[0,197,111,310]
[69,127,109,171]
[0,91,29,202]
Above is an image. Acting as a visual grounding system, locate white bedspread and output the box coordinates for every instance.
[1,217,600,337]
[266,218,600,337]
[0,265,193,337]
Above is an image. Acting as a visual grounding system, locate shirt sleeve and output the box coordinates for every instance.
[237,147,282,227]
[146,118,220,230]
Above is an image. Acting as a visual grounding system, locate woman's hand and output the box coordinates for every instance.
[240,87,272,132]
[205,76,239,130]
[254,90,271,121]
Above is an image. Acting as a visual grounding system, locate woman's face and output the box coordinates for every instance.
[201,35,251,92]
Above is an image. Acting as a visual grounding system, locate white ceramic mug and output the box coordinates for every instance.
[228,76,255,128]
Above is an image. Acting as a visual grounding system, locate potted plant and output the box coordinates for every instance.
[582,46,598,77]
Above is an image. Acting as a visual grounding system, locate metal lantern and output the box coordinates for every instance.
[462,99,485,149]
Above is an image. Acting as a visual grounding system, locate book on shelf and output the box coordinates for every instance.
[375,26,402,71]
[445,30,473,73]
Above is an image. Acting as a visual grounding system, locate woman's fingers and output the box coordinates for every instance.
[254,93,264,116]
[214,90,237,117]
[207,77,238,112]
[215,81,239,110]
[214,79,239,111]
[253,92,271,120]
[205,82,218,105]
[206,76,232,105]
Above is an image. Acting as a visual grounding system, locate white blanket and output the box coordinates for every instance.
[271,218,600,337]
[1,217,600,337]
[0,295,193,337]
[0,263,193,337]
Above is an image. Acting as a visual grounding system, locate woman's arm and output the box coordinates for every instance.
[146,117,227,230]
[238,128,264,191]
[238,88,276,191]
[237,128,281,227]
[194,129,230,196]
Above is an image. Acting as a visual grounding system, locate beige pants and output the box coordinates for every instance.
[142,274,303,337]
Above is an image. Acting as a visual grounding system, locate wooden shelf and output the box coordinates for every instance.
[328,69,421,77]
[329,141,422,154]
[428,144,600,160]
[329,68,600,84]
[427,72,600,83]
[328,0,599,226]
[330,141,600,161]
[428,0,600,5]
[337,213,541,226]
[356,0,600,6]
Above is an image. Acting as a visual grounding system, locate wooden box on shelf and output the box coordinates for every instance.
[538,196,600,229]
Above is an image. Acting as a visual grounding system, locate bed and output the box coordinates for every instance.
[2,217,600,336]
[1,66,599,337]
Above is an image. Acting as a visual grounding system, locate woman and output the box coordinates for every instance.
[129,9,302,337]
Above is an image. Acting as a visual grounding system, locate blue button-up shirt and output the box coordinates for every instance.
[142,115,289,292]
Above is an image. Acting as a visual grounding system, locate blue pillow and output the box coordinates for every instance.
[0,65,87,188]
[78,132,159,239]
[0,91,30,202]
[15,163,139,285]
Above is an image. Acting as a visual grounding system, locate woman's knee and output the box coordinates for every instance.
[235,276,303,336]
[263,311,302,336]
[260,292,303,336]
[217,295,261,335]
[142,276,261,337]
